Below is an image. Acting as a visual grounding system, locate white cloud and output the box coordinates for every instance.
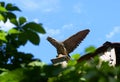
[73,3,83,14]
[33,18,39,23]
[21,0,39,10]
[62,24,74,30]
[39,27,61,38]
[40,23,75,38]
[19,0,60,13]
[40,23,83,41]
[47,23,78,36]
[106,26,120,38]
[0,20,15,31]
[46,28,60,36]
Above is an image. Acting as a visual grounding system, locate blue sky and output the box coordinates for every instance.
[1,0,120,64]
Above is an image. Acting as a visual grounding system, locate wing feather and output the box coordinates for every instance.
[63,29,90,54]
[47,36,59,48]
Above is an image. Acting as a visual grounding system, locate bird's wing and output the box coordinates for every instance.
[47,36,59,48]
[63,29,90,54]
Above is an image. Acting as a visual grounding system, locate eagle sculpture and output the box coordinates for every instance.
[47,29,90,59]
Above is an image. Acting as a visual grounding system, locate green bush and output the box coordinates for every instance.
[1,54,120,82]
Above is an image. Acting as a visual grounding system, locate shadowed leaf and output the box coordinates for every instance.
[10,18,18,26]
[27,30,40,45]
[19,17,26,25]
[6,3,21,11]
[7,12,16,19]
[23,22,46,34]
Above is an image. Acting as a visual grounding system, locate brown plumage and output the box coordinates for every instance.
[47,29,90,57]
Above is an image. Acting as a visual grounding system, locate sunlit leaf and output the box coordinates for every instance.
[0,13,7,23]
[0,14,4,21]
[68,60,77,66]
[0,6,7,12]
[71,54,80,60]
[85,46,96,53]
[0,30,7,42]
[28,61,45,67]
[0,68,24,82]
[8,28,21,34]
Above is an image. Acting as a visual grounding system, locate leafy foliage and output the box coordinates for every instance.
[1,53,120,82]
[0,2,46,70]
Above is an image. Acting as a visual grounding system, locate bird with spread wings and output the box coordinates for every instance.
[47,29,90,58]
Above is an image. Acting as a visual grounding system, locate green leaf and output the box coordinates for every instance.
[85,46,96,53]
[0,6,7,12]
[0,68,24,82]
[28,61,45,67]
[71,54,80,60]
[19,17,26,25]
[8,28,21,34]
[0,14,5,21]
[23,22,46,34]
[68,60,77,66]
[26,30,40,45]
[0,2,5,7]
[6,3,21,11]
[0,30,7,42]
[7,12,16,19]
[10,18,18,26]
[0,13,7,23]
[18,32,28,46]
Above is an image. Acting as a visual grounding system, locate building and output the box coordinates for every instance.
[77,41,120,66]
